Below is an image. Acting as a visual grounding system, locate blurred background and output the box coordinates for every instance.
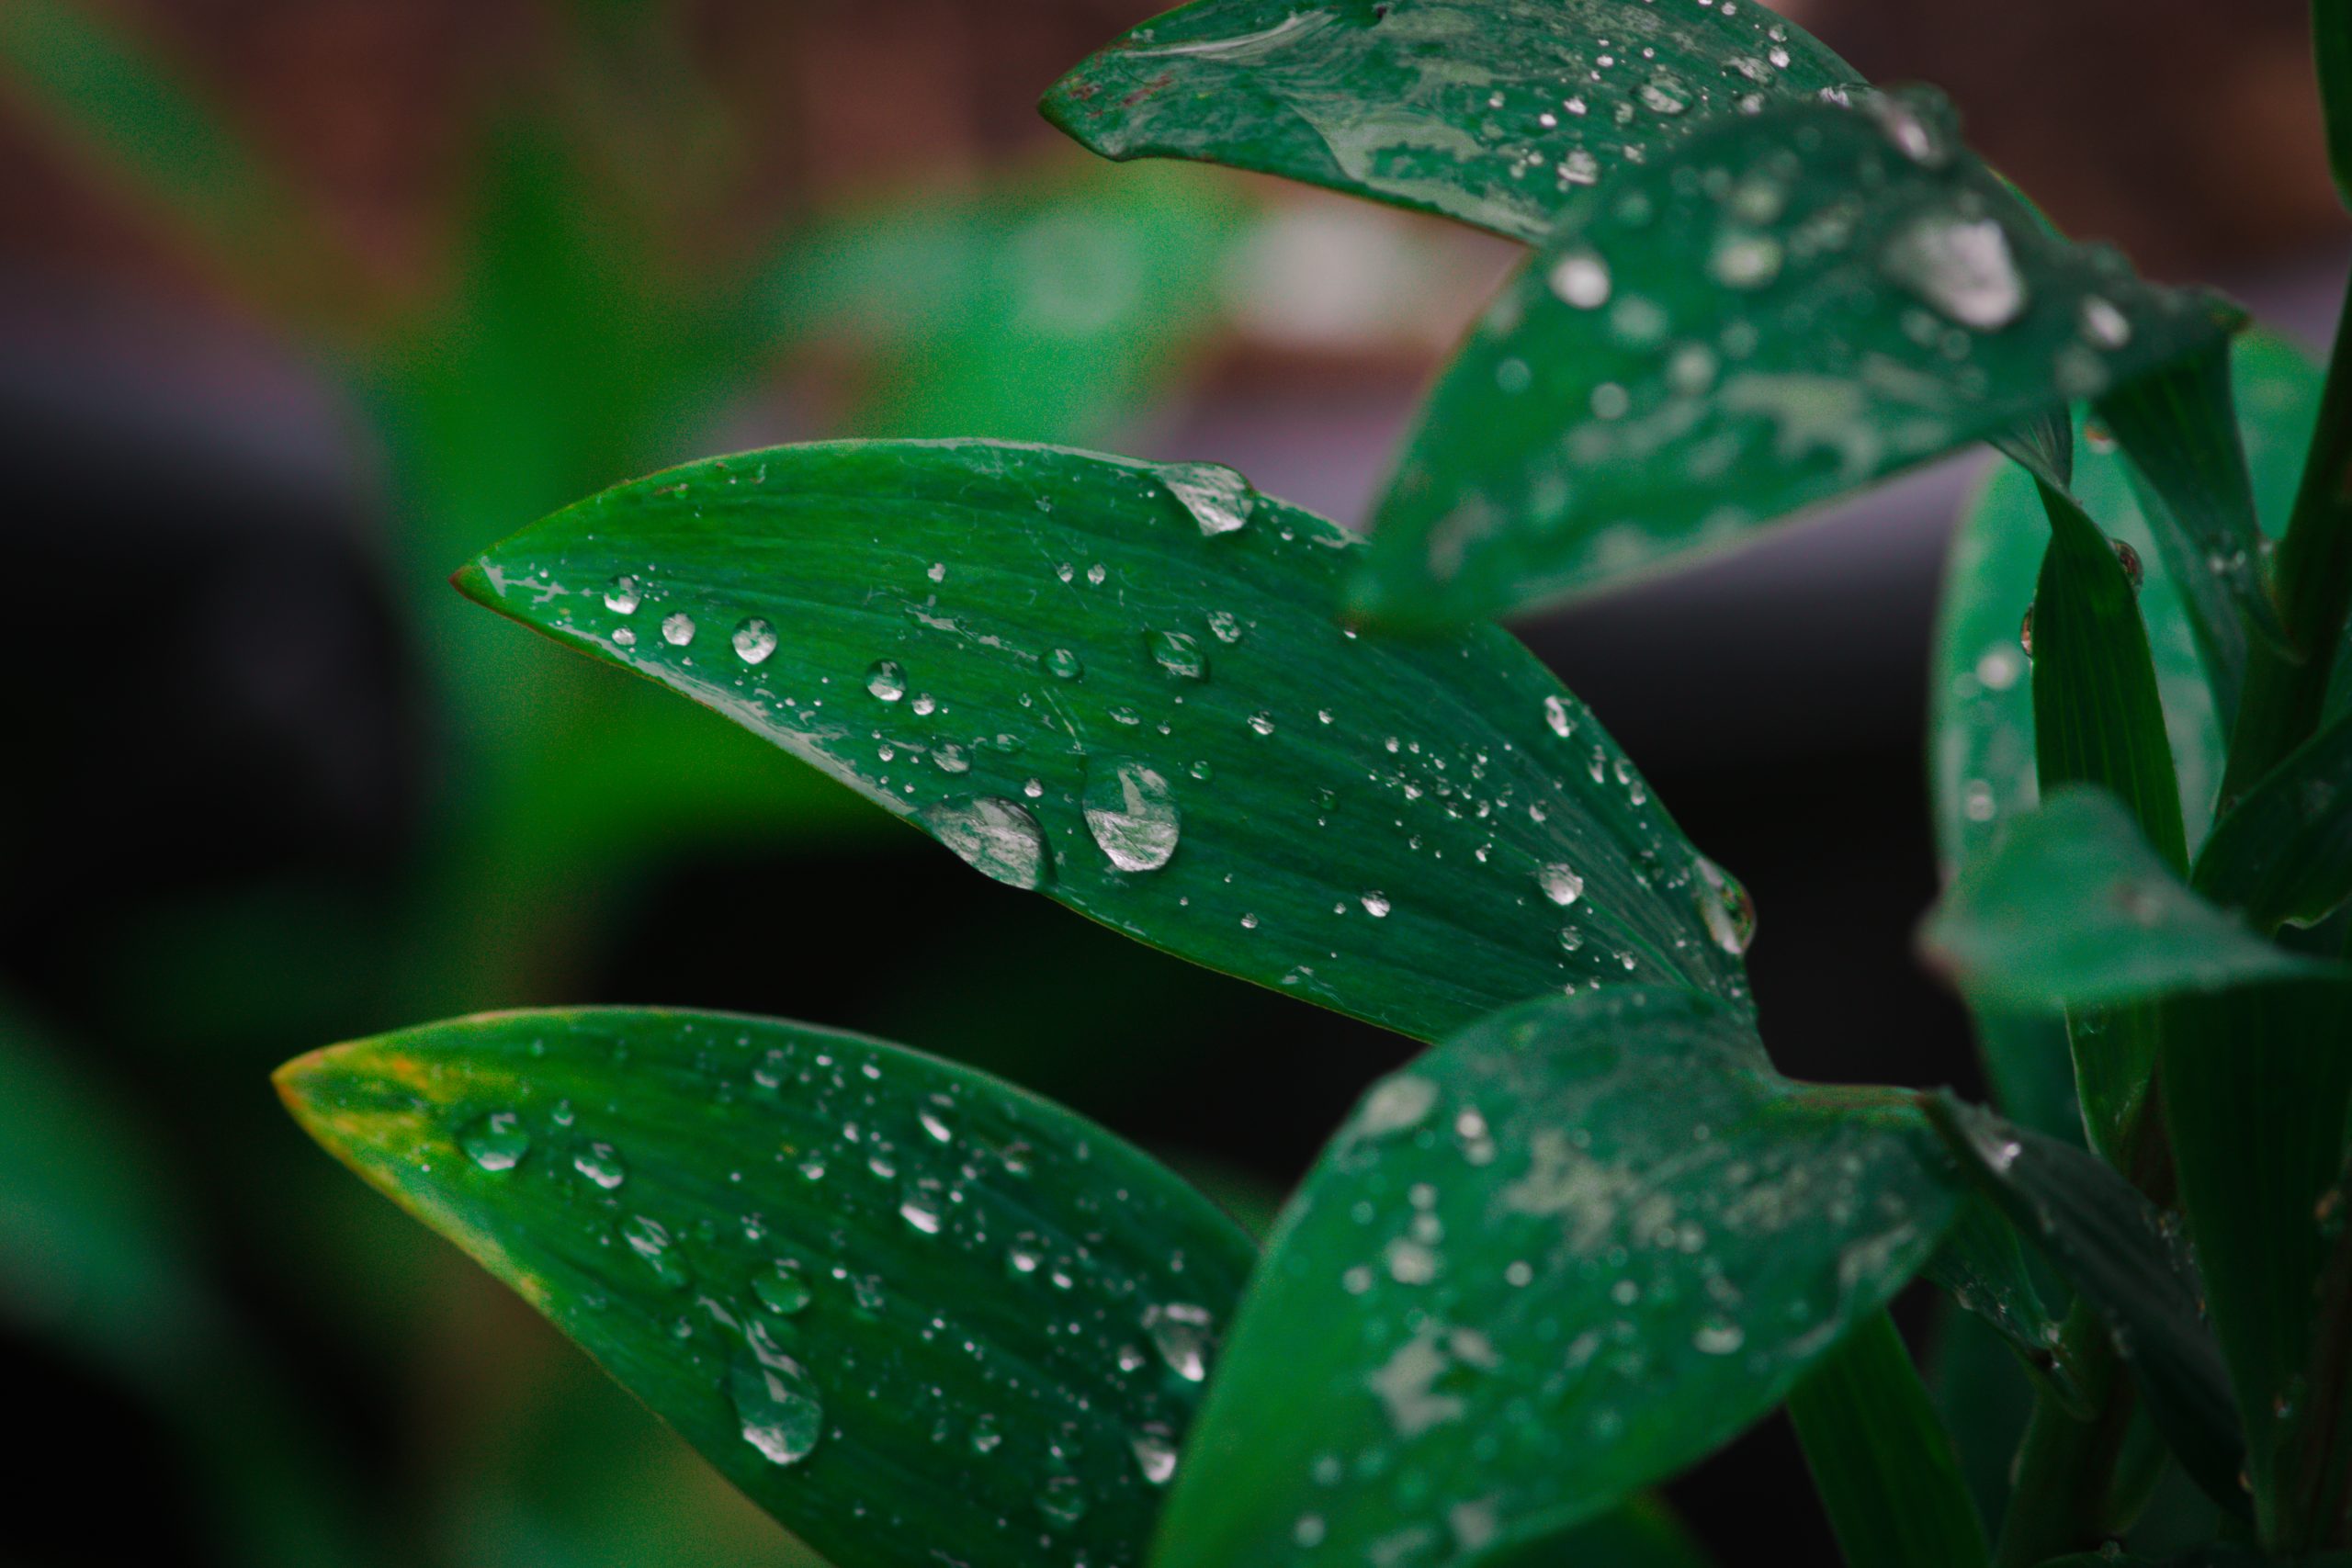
[0,2,2339,1564]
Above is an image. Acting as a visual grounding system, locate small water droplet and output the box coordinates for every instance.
[574,1143,628,1190]
[1539,863,1585,907]
[1161,461,1256,536]
[1883,213,2028,330]
[1248,712,1276,737]
[2079,295,2132,350]
[731,1332,823,1466]
[1708,229,1782,290]
[1695,856,1756,956]
[922,797,1051,889]
[752,1263,812,1316]
[1131,1424,1179,1485]
[1547,247,1611,310]
[732,618,777,664]
[1361,890,1391,918]
[1147,629,1208,681]
[1143,1302,1214,1382]
[605,576,641,614]
[865,660,908,701]
[662,612,696,647]
[1543,694,1574,738]
[1044,647,1084,681]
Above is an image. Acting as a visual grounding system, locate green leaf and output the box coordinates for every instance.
[1929,333,2319,887]
[2158,977,2352,1546]
[1925,1096,2248,1517]
[1349,89,2242,626]
[2028,477,2188,874]
[2096,341,2287,730]
[1041,0,1857,243]
[1917,786,2330,1015]
[2197,704,2352,931]
[1925,1193,2085,1412]
[1148,987,1964,1568]
[455,440,1754,1042]
[2316,0,2352,213]
[2037,1551,2352,1567]
[276,1007,1256,1568]
[1785,1313,1991,1568]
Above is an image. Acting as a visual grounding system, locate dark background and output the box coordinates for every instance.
[0,3,2339,1564]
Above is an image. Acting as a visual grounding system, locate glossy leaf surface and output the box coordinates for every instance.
[1353,91,2243,626]
[277,1008,1257,1568]
[2160,977,2352,1545]
[1927,1097,2247,1517]
[1924,1194,2082,1410]
[457,440,1751,1042]
[1150,988,1963,1568]
[1042,0,1855,243]
[1784,1313,1990,1568]
[2197,705,2352,931]
[2097,342,2286,729]
[1919,787,2332,1013]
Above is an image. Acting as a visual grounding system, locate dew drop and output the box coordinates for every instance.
[661,612,696,647]
[731,1334,823,1466]
[1131,1424,1179,1486]
[1547,247,1612,310]
[1539,863,1585,907]
[573,1142,628,1190]
[1083,760,1182,873]
[865,660,907,701]
[1143,1302,1214,1382]
[1361,890,1391,918]
[1708,229,1783,290]
[922,797,1052,889]
[605,575,641,614]
[460,1111,531,1172]
[1147,629,1208,681]
[2079,294,2132,350]
[1161,461,1257,536]
[1695,855,1757,956]
[1044,647,1085,681]
[731,618,777,665]
[752,1263,813,1317]
[1883,213,2028,330]
[1543,694,1574,738]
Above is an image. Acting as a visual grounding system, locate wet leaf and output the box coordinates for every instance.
[276,1007,1256,1568]
[1042,0,1857,243]
[455,440,1752,1043]
[2159,977,2352,1543]
[1351,89,2243,626]
[1149,987,1964,1568]
[1918,787,2334,1014]
[2097,341,2288,731]
[1924,1193,2085,1412]
[1925,1096,2247,1517]
[2197,704,2352,931]
[1784,1313,1990,1568]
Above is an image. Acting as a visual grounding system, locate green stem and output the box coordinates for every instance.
[1991,1301,2136,1567]
[2218,263,2352,807]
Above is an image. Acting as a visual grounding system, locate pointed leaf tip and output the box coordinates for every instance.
[449,558,496,609]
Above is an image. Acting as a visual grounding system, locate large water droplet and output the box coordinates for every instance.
[1883,213,2027,330]
[1708,229,1783,290]
[1083,760,1182,873]
[461,1111,531,1172]
[662,612,696,647]
[1543,694,1574,738]
[1143,1302,1214,1382]
[865,660,907,701]
[922,798,1051,890]
[1695,856,1757,956]
[574,1142,628,1190]
[1161,461,1256,536]
[1131,1424,1179,1486]
[622,1214,690,1289]
[605,575,641,614]
[732,618,777,665]
[1539,863,1585,907]
[1547,246,1611,310]
[1044,648,1085,681]
[731,1329,823,1467]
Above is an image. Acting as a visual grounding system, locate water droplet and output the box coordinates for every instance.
[1147,629,1208,681]
[732,618,777,665]
[1695,856,1757,956]
[1083,760,1182,873]
[1883,213,2028,330]
[1539,863,1585,907]
[1161,461,1256,536]
[459,1111,531,1172]
[662,612,696,647]
[899,1177,945,1235]
[1131,1424,1179,1485]
[1361,890,1391,918]
[1709,229,1783,290]
[1205,610,1245,644]
[1543,694,1574,738]
[1036,1473,1090,1529]
[1694,1316,1746,1355]
[933,742,970,774]
[605,576,641,614]
[969,1413,1003,1455]
[1248,712,1276,737]
[865,660,907,701]
[1143,1301,1214,1382]
[1547,247,1611,310]
[574,1143,628,1190]
[731,1333,823,1466]
[2079,294,2132,350]
[622,1214,690,1289]
[752,1263,812,1316]
[2019,607,2035,660]
[1044,647,1084,681]
[613,626,637,648]
[2109,536,2144,591]
[922,797,1051,890]
[1639,79,1688,116]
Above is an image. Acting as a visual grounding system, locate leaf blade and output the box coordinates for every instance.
[1149,987,1964,1568]
[457,439,1753,1041]
[1041,0,1858,244]
[2197,704,2352,931]
[1352,91,2242,626]
[277,1007,1257,1568]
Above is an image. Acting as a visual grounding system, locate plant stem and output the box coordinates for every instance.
[2218,263,2352,807]
[1991,1301,2135,1567]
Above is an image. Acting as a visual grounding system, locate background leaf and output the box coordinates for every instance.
[1927,1097,2247,1517]
[1925,1194,2084,1411]
[1352,91,2242,626]
[457,439,1754,1043]
[1784,1312,1991,1568]
[1041,0,1856,243]
[2196,705,2352,931]
[1149,988,1963,1568]
[278,1007,1257,1568]
[1917,787,2330,1014]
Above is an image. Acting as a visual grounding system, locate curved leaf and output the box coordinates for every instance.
[1351,89,2243,626]
[1926,1096,2248,1518]
[276,1007,1256,1568]
[2197,705,2352,931]
[455,440,1752,1042]
[1918,787,2332,1014]
[1041,0,1856,243]
[1149,987,1964,1568]
[1925,1194,2084,1412]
